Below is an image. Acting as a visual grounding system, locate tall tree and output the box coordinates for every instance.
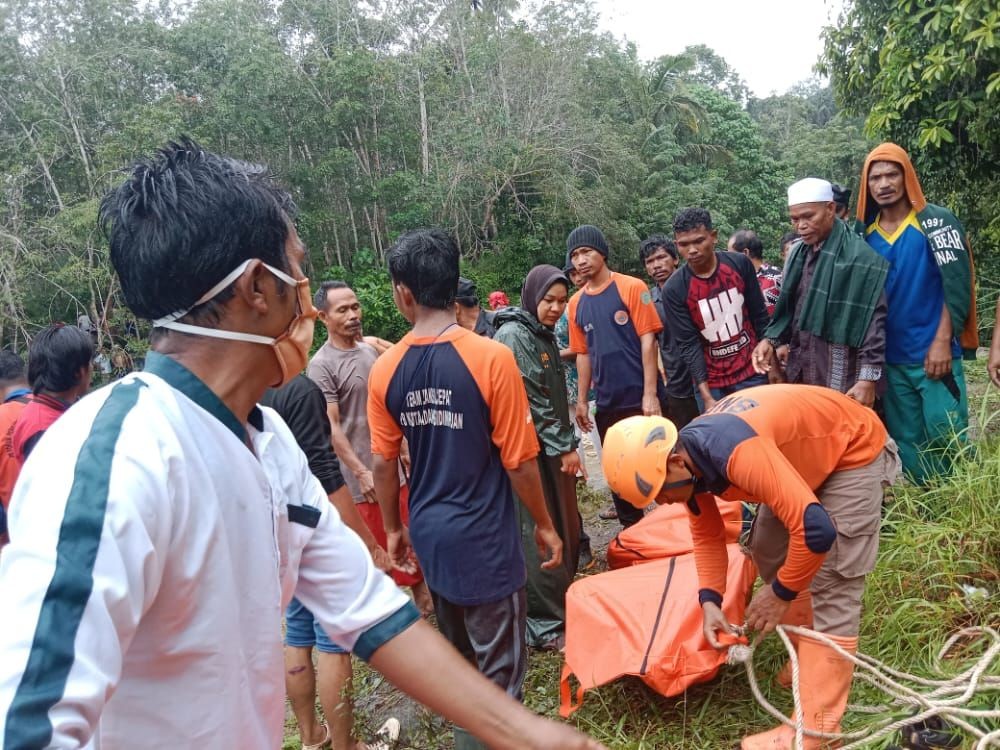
[822,0,1000,293]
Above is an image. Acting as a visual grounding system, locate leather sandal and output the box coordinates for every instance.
[302,722,331,750]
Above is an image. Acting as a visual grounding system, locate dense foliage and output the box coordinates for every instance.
[7,0,990,357]
[823,0,1000,323]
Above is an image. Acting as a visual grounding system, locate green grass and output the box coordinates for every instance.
[286,362,1000,749]
[551,433,1000,748]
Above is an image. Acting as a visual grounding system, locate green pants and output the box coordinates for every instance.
[515,453,580,648]
[884,360,968,485]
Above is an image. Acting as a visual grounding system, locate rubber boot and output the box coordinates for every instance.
[741,633,857,750]
[775,591,814,690]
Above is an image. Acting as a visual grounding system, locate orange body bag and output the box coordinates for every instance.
[606,499,744,569]
[561,539,756,716]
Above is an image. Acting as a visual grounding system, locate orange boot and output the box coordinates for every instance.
[775,592,814,689]
[741,633,857,750]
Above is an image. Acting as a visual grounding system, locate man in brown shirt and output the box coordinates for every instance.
[308,280,432,614]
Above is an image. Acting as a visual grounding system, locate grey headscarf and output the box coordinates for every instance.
[520,264,569,324]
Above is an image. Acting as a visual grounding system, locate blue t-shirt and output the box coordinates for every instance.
[566,272,663,411]
[367,327,538,606]
[866,211,960,365]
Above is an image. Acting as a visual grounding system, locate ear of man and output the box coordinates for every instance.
[234,261,275,317]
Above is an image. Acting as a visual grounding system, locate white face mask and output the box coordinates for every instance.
[153,259,318,387]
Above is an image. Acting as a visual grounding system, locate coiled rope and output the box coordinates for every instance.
[725,625,1000,749]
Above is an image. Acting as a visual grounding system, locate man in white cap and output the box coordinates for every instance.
[751,178,889,407]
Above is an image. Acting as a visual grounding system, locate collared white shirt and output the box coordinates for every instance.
[0,353,414,748]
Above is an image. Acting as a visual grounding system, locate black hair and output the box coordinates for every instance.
[672,207,713,235]
[780,231,801,249]
[313,280,350,311]
[730,229,763,260]
[455,277,480,307]
[831,183,851,208]
[639,234,679,262]
[100,137,297,325]
[28,324,94,395]
[386,228,460,310]
[0,351,26,386]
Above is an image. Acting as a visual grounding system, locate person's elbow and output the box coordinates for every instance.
[505,456,541,486]
[506,457,534,478]
[371,453,397,481]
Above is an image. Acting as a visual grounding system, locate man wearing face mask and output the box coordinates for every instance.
[0,139,607,750]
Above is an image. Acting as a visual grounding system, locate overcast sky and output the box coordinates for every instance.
[592,0,844,97]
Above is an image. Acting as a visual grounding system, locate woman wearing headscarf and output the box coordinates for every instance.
[493,265,581,650]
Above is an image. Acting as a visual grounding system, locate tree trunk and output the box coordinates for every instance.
[455,16,476,98]
[55,63,94,190]
[332,220,344,268]
[346,193,361,256]
[418,68,430,177]
[2,98,65,210]
[362,203,379,261]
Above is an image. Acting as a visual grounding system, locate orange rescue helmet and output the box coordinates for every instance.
[602,416,678,509]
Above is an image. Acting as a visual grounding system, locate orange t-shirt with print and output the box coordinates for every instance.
[0,395,30,509]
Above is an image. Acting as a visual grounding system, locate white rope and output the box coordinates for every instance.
[725,624,1000,749]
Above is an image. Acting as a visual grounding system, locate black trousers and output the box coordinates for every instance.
[595,406,646,528]
[666,394,700,429]
[431,588,527,749]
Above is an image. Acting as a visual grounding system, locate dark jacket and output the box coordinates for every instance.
[261,375,345,495]
[651,284,695,398]
[493,307,577,456]
[474,308,496,338]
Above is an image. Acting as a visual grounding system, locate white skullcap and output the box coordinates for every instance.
[787,178,834,206]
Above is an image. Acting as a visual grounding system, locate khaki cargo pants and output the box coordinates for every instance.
[749,440,901,636]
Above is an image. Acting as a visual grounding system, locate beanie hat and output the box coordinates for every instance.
[566,225,610,266]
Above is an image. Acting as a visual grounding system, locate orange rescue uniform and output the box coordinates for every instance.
[678,384,887,605]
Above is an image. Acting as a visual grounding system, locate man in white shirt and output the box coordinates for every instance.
[0,138,605,750]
